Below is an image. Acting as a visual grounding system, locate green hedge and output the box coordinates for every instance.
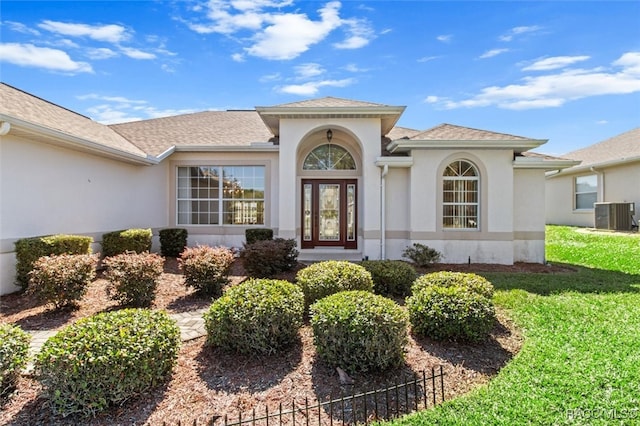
[14,234,93,289]
[310,291,409,373]
[204,279,304,354]
[35,309,180,418]
[101,228,152,257]
[159,228,188,257]
[245,228,273,245]
[240,238,298,278]
[412,271,494,299]
[295,260,373,307]
[104,252,165,307]
[407,285,495,342]
[0,324,31,398]
[360,260,418,297]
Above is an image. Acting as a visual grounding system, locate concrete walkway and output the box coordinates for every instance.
[25,308,208,372]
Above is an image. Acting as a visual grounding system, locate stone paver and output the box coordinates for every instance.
[24,308,209,373]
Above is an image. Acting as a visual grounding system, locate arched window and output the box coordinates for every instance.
[303,144,356,170]
[443,160,479,229]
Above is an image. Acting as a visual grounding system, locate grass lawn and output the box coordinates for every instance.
[385,226,640,425]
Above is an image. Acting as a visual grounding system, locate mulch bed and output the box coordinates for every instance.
[0,260,570,425]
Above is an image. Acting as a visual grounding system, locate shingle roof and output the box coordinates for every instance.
[273,96,390,108]
[408,123,533,141]
[110,110,275,157]
[387,126,421,140]
[0,83,146,158]
[562,127,640,167]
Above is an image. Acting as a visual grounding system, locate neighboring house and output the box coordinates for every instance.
[546,128,640,228]
[0,83,576,295]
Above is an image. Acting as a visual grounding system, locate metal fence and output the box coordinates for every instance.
[164,367,445,426]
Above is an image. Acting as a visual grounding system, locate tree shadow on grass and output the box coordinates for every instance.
[481,264,640,296]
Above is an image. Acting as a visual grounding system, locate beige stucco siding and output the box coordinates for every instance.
[0,134,168,294]
[545,161,639,227]
[513,168,546,262]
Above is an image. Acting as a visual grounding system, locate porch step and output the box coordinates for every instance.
[298,249,363,262]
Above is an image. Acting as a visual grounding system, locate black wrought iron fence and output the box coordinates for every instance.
[164,367,445,426]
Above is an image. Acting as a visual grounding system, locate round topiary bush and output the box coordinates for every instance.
[296,261,373,307]
[310,291,409,373]
[407,285,495,342]
[180,245,235,297]
[104,252,165,307]
[204,279,304,355]
[0,323,30,398]
[35,309,180,418]
[411,271,494,299]
[360,260,418,297]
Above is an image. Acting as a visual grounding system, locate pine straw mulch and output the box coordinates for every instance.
[0,260,573,425]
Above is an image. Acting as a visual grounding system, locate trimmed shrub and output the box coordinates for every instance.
[159,228,188,257]
[204,279,304,355]
[104,252,164,307]
[27,254,98,309]
[35,309,180,418]
[0,324,30,398]
[296,261,373,307]
[240,238,298,278]
[310,291,409,373]
[14,234,93,289]
[179,245,234,297]
[101,228,152,257]
[360,260,418,297]
[407,285,495,342]
[411,271,494,299]
[245,228,273,245]
[402,243,442,267]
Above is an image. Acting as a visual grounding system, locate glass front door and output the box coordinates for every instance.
[301,179,357,249]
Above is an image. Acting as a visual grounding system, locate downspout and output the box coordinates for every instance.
[590,166,604,202]
[380,164,389,260]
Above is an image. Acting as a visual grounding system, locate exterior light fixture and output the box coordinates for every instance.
[326,129,333,143]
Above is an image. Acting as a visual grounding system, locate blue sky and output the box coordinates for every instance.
[1,1,639,155]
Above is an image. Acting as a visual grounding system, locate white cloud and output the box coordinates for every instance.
[523,55,590,71]
[4,21,41,36]
[344,63,368,72]
[418,55,439,63]
[294,63,325,79]
[38,20,130,43]
[259,72,281,82]
[231,52,245,62]
[246,2,342,60]
[596,120,609,125]
[424,96,440,103]
[185,1,371,60]
[79,94,197,124]
[436,34,452,43]
[380,28,392,35]
[479,48,510,59]
[334,17,374,49]
[0,42,93,73]
[278,78,354,96]
[499,25,543,42]
[120,47,156,60]
[86,47,118,59]
[436,52,640,110]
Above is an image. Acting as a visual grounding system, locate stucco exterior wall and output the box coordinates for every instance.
[513,168,546,263]
[0,134,168,294]
[545,161,639,227]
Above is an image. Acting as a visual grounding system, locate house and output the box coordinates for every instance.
[0,83,576,295]
[546,128,640,228]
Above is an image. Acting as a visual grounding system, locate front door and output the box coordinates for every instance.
[301,179,357,249]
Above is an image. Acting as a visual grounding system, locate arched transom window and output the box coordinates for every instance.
[303,144,356,170]
[443,159,479,229]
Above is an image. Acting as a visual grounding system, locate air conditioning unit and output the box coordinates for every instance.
[594,202,635,231]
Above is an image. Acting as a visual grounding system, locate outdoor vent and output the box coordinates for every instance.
[594,202,635,231]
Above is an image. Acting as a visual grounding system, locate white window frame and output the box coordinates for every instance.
[176,165,265,226]
[574,174,598,210]
[442,160,480,230]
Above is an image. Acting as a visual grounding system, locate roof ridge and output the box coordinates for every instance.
[1,82,92,120]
